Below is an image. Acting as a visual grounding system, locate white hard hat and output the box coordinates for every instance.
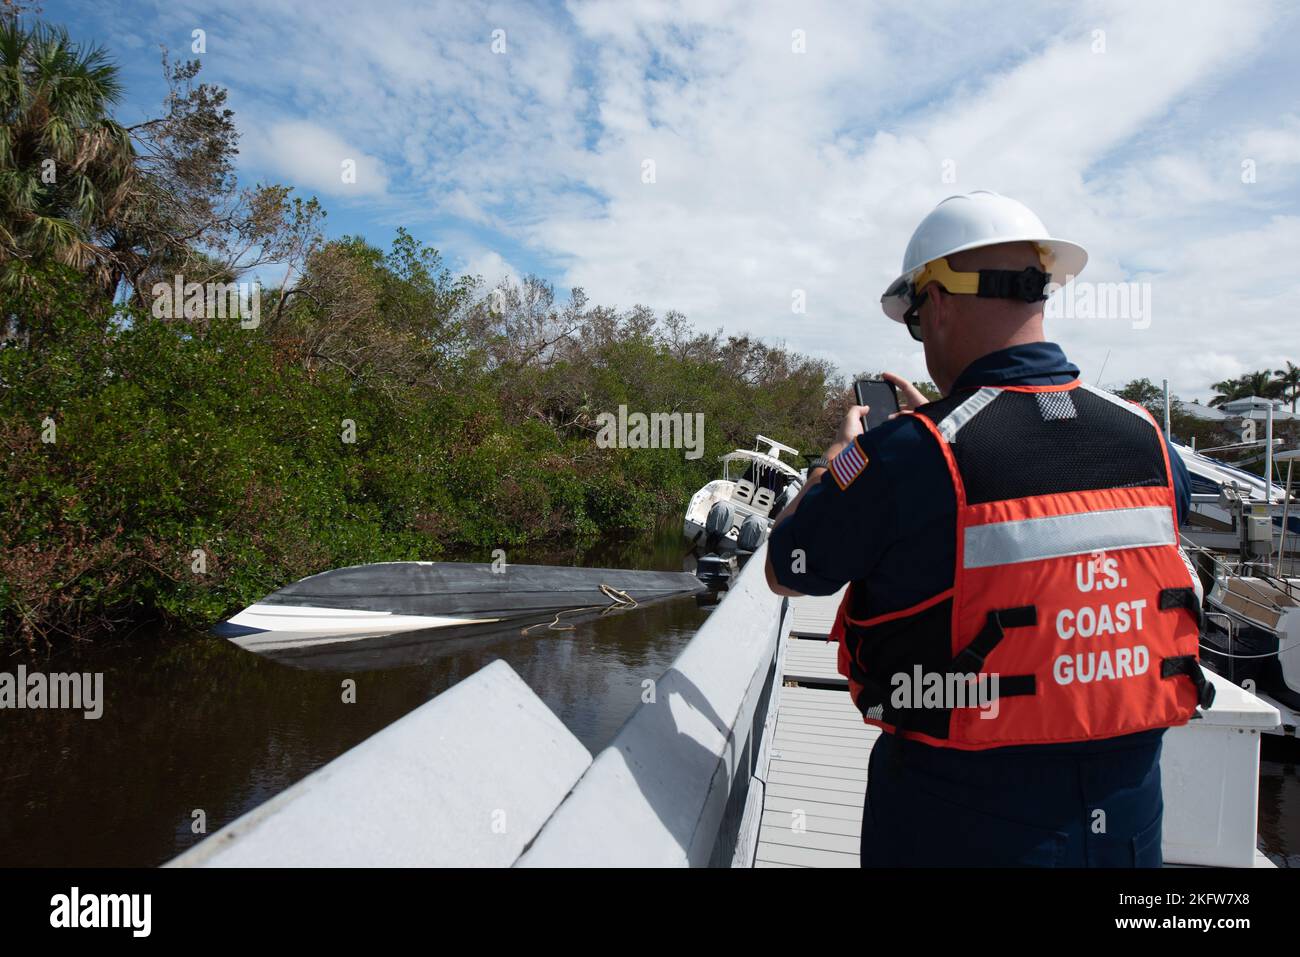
[881,190,1088,323]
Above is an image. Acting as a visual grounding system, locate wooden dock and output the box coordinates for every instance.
[757,589,879,868]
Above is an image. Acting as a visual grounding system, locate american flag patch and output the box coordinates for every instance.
[829,441,868,490]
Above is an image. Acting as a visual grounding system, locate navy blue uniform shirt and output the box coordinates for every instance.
[769,341,1191,756]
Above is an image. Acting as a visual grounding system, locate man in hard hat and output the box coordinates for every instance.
[765,191,1207,867]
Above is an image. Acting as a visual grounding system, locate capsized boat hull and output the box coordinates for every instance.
[229,596,692,671]
[215,561,706,655]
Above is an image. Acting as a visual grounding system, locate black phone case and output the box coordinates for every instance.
[854,379,898,430]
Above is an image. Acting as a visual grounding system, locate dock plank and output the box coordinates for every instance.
[758,824,860,855]
[782,632,848,685]
[790,588,846,636]
[777,718,871,741]
[760,811,861,840]
[765,781,864,808]
[770,758,868,782]
[769,747,869,770]
[754,841,859,868]
[769,769,865,794]
[774,732,873,753]
[763,794,864,822]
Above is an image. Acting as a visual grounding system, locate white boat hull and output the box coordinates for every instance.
[683,480,739,544]
[221,603,498,649]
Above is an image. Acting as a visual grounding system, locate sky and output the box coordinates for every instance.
[45,0,1300,400]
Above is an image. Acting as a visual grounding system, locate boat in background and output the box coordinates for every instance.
[1190,545,1300,738]
[683,435,804,557]
[1180,447,1300,737]
[1175,442,1300,560]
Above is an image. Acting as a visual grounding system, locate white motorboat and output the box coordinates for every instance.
[1174,442,1299,561]
[683,434,804,554]
[1190,547,1300,738]
[1180,447,1300,736]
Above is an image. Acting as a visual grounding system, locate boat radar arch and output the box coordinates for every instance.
[755,434,798,462]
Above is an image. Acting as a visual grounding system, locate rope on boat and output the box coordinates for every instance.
[520,583,640,635]
[598,583,638,607]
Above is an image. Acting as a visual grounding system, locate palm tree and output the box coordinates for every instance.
[1274,360,1300,412]
[1209,376,1248,407]
[0,21,135,294]
[1211,371,1283,407]
[1243,369,1283,401]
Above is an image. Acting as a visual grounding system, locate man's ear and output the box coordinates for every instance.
[929,286,955,333]
[922,285,943,338]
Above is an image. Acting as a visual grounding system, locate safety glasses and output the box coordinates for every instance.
[903,288,927,342]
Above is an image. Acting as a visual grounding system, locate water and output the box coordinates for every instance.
[0,520,707,867]
[1260,741,1300,867]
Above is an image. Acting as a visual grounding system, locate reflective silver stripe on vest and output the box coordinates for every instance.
[963,506,1176,569]
[938,387,1001,443]
[1078,382,1152,420]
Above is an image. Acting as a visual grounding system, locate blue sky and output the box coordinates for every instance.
[46,0,1300,399]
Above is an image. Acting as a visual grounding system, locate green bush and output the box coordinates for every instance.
[0,255,839,647]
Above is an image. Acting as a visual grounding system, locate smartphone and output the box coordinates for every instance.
[853,378,899,431]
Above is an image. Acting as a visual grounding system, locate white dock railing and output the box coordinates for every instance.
[518,546,788,867]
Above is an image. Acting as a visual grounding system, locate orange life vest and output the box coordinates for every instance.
[830,380,1212,750]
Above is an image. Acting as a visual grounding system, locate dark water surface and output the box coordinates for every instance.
[1259,741,1299,867]
[0,521,707,867]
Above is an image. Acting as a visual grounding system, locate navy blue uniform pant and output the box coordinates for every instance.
[859,731,1165,867]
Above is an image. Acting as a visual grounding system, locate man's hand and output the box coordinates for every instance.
[826,404,869,461]
[767,400,871,598]
[882,372,929,418]
[767,395,877,597]
[769,378,928,600]
[770,403,867,532]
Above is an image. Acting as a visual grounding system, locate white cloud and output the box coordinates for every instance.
[243,120,390,198]
[144,0,1298,399]
[459,248,521,290]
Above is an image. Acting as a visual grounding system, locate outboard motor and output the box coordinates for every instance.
[736,513,768,555]
[695,552,736,591]
[696,501,740,591]
[704,501,737,554]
